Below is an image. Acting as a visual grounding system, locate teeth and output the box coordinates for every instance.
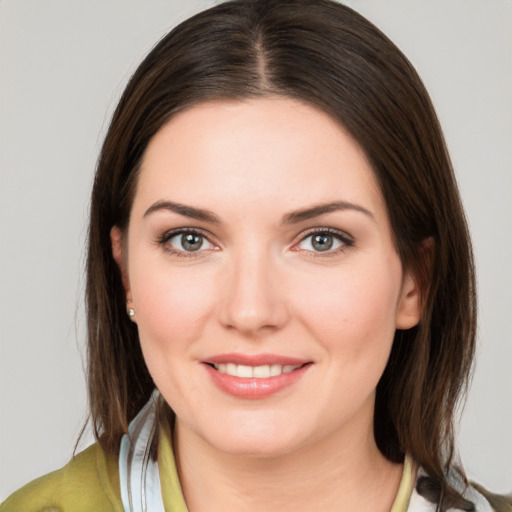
[253,365,270,378]
[212,363,300,378]
[237,364,253,378]
[270,364,282,376]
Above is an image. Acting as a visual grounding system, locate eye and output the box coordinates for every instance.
[161,229,215,254]
[296,229,352,254]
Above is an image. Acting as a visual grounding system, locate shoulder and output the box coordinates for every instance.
[0,442,123,512]
[469,482,512,512]
[410,466,512,512]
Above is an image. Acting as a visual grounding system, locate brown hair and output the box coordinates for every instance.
[86,0,476,505]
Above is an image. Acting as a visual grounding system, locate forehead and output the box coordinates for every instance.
[134,97,385,220]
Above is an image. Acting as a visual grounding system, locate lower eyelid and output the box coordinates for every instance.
[156,228,353,256]
[295,230,353,250]
[157,229,215,253]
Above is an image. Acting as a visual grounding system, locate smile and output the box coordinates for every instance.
[204,355,311,399]
[212,363,301,379]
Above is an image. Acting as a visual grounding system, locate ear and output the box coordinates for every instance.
[395,270,421,330]
[110,226,131,298]
[395,237,434,330]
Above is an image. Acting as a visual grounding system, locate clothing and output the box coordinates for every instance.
[0,422,187,512]
[1,396,508,512]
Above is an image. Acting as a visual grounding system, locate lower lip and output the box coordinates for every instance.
[204,364,311,399]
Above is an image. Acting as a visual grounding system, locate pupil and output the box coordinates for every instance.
[182,233,202,251]
[312,234,333,251]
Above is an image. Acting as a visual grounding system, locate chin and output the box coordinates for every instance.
[210,432,303,458]
[193,412,309,458]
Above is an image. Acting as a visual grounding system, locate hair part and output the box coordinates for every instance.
[86,0,476,507]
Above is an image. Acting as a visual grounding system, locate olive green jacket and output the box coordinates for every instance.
[0,423,187,512]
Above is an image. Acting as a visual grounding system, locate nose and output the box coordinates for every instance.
[217,248,290,336]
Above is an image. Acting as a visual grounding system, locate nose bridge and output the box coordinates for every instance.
[218,242,288,334]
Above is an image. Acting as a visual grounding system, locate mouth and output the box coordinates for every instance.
[203,355,312,399]
[209,363,303,379]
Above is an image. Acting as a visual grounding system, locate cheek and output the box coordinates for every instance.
[293,254,403,364]
[129,260,216,352]
[129,262,219,404]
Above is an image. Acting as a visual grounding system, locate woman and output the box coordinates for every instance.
[1,0,510,510]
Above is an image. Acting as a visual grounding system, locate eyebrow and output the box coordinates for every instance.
[143,199,374,225]
[143,200,221,224]
[282,201,374,224]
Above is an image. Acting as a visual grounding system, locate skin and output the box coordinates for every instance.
[112,97,421,512]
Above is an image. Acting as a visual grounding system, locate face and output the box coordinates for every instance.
[112,97,420,457]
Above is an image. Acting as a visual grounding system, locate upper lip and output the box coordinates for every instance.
[204,353,310,366]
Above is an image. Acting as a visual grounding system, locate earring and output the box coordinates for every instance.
[127,307,135,321]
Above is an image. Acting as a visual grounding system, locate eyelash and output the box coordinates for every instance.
[156,228,215,258]
[293,228,355,258]
[156,227,354,258]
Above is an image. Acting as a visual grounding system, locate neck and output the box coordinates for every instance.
[173,413,403,512]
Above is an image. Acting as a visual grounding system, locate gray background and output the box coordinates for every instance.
[1,0,511,501]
